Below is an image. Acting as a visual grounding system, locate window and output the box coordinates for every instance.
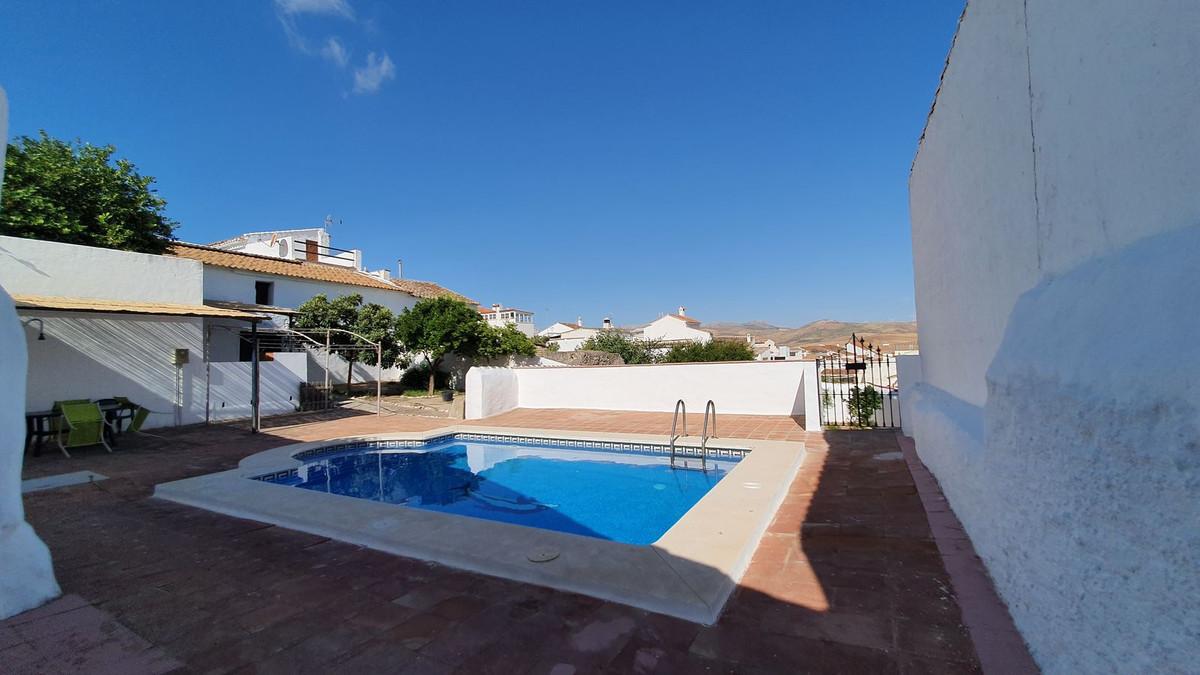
[255,281,273,305]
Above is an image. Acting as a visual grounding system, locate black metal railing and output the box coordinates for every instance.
[815,333,901,428]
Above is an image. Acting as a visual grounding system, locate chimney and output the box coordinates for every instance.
[576,316,582,326]
[492,304,502,313]
[678,305,686,317]
[397,259,403,279]
[602,318,612,330]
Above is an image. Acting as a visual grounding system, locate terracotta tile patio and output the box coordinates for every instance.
[9,408,1031,673]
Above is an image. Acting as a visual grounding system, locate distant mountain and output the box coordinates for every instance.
[705,319,919,352]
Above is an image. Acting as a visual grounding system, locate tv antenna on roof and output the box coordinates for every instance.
[324,215,334,228]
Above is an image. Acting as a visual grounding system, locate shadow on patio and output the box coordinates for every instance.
[10,412,1019,672]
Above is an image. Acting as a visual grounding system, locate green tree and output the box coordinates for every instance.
[660,339,755,363]
[847,385,884,427]
[1,132,177,253]
[476,323,537,361]
[293,293,400,395]
[579,331,661,364]
[394,297,488,395]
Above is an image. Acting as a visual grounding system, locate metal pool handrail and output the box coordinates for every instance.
[669,399,687,467]
[699,400,717,472]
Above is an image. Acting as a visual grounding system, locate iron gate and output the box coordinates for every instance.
[815,334,901,428]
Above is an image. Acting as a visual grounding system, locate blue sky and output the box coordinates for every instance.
[0,1,962,328]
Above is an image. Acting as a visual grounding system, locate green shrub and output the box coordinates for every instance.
[847,385,884,427]
[580,331,661,364]
[660,340,755,363]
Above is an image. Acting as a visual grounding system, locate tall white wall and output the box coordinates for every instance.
[0,235,206,305]
[22,314,207,428]
[466,361,820,429]
[207,360,302,421]
[202,267,418,318]
[0,86,62,619]
[908,1,1200,671]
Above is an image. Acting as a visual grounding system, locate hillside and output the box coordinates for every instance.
[705,319,918,352]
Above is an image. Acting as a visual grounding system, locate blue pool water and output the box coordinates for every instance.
[256,437,740,545]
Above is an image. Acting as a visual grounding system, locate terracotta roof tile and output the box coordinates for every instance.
[169,243,471,302]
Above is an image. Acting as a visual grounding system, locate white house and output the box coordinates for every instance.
[479,304,536,337]
[0,235,263,427]
[0,229,467,427]
[749,338,805,361]
[171,237,465,367]
[537,319,582,338]
[902,1,1198,671]
[548,326,602,353]
[640,306,712,345]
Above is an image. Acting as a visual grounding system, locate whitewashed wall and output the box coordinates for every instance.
[641,317,712,344]
[202,267,418,320]
[207,360,303,421]
[464,367,519,419]
[466,361,820,429]
[22,314,207,428]
[908,1,1199,671]
[0,86,62,619]
[0,235,205,304]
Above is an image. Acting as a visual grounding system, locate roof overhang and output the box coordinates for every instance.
[204,299,298,315]
[12,294,264,321]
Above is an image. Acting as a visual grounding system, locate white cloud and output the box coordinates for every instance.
[320,37,349,68]
[274,0,354,19]
[352,52,395,95]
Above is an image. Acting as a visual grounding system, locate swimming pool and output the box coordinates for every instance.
[252,437,740,545]
[156,427,805,624]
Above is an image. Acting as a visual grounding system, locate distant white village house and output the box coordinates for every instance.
[538,317,612,353]
[640,306,712,345]
[479,304,536,337]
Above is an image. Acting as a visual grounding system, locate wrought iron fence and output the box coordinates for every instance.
[815,334,901,428]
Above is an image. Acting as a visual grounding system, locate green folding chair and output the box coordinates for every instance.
[57,402,113,457]
[50,399,91,433]
[112,397,151,433]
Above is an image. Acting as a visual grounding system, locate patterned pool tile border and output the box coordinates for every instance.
[251,432,749,484]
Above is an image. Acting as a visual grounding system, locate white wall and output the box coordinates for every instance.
[0,235,205,305]
[207,360,302,421]
[895,354,922,437]
[464,367,519,419]
[21,314,207,428]
[466,361,820,429]
[0,86,62,620]
[908,1,1200,671]
[202,266,417,319]
[641,317,712,344]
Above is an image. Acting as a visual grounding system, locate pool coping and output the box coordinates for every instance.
[153,425,806,625]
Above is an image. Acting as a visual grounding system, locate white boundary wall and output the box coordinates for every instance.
[0,86,62,619]
[467,361,820,429]
[908,1,1199,671]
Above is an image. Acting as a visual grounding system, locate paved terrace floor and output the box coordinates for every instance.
[10,408,1028,673]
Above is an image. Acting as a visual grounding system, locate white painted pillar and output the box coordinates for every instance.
[0,86,62,619]
[800,360,822,432]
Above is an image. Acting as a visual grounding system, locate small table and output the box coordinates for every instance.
[96,399,136,445]
[25,410,60,457]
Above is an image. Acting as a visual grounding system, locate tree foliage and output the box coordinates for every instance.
[579,331,661,364]
[847,385,884,427]
[476,323,537,361]
[293,293,401,394]
[1,132,177,253]
[660,339,755,363]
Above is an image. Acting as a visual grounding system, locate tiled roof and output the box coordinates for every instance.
[12,294,262,320]
[666,314,701,324]
[169,243,470,302]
